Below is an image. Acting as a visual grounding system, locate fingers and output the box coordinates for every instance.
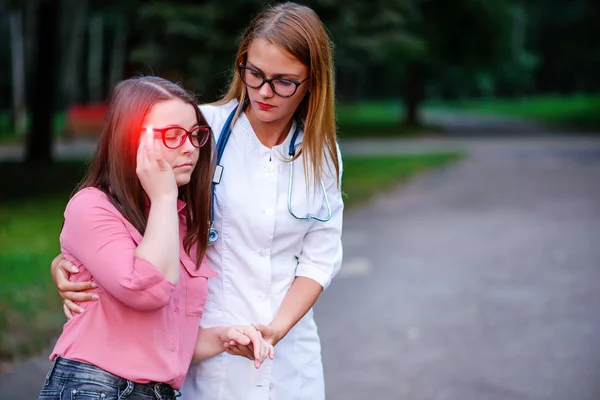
[63,290,99,302]
[224,344,253,361]
[249,331,264,368]
[269,344,275,360]
[223,329,255,361]
[145,126,157,165]
[225,329,251,346]
[152,130,168,170]
[64,299,84,314]
[249,330,274,369]
[223,326,275,367]
[51,254,68,273]
[137,127,149,170]
[52,256,76,285]
[63,303,74,320]
[60,259,78,274]
[238,343,255,361]
[57,281,97,299]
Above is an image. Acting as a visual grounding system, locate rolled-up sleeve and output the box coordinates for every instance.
[295,147,344,290]
[60,189,175,310]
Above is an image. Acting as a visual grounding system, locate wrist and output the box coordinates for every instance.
[217,326,231,343]
[268,322,287,346]
[149,194,178,206]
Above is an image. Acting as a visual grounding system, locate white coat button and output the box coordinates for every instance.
[266,163,274,171]
[265,208,274,217]
[259,249,269,257]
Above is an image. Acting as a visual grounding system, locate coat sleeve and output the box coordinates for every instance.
[294,145,344,289]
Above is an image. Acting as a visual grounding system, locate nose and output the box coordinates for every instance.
[258,81,274,98]
[180,135,196,154]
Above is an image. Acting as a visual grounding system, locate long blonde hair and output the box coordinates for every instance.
[214,2,340,186]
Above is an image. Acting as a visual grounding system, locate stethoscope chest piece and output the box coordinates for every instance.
[208,225,219,246]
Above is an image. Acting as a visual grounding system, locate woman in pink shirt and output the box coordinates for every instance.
[38,76,272,400]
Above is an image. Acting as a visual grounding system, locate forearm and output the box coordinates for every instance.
[191,327,230,362]
[135,197,180,285]
[270,277,322,345]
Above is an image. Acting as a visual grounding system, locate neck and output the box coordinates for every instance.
[245,106,293,149]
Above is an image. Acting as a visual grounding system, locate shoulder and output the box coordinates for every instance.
[317,140,342,183]
[199,100,238,136]
[65,187,118,220]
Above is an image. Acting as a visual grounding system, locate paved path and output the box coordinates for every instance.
[2,135,600,399]
[320,135,600,400]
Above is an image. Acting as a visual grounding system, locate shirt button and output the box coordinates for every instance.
[259,249,269,257]
[174,306,179,313]
[171,345,177,352]
[265,208,274,217]
[266,163,274,171]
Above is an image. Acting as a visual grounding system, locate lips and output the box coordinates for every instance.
[175,163,193,169]
[256,101,275,110]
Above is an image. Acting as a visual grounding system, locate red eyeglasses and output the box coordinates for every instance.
[146,125,211,149]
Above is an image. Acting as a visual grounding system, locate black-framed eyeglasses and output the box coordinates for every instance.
[239,65,309,98]
[148,125,211,149]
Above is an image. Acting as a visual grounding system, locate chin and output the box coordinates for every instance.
[254,109,284,124]
[175,175,191,187]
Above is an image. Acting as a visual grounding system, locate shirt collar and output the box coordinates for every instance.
[177,199,186,213]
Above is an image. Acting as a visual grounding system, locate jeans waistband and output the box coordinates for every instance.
[49,356,179,398]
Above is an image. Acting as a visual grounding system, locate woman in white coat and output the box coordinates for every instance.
[51,2,343,399]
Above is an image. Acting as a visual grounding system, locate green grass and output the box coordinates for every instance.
[0,153,459,362]
[0,197,69,361]
[343,153,460,206]
[430,94,600,130]
[337,101,437,138]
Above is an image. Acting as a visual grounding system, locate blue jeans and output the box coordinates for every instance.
[38,356,181,399]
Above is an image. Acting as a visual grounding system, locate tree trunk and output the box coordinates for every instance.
[9,9,27,136]
[25,0,59,163]
[23,0,40,107]
[87,14,104,103]
[108,13,127,90]
[402,62,427,127]
[60,0,88,106]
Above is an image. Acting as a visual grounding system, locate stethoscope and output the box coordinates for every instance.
[208,103,332,246]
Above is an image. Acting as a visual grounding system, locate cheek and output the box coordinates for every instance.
[191,150,200,168]
[281,95,305,116]
[160,147,178,168]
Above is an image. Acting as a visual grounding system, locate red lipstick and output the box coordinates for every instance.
[256,101,275,110]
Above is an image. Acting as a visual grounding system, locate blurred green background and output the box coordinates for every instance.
[1,0,599,364]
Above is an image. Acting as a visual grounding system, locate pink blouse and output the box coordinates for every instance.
[50,187,216,389]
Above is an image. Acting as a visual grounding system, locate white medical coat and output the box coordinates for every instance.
[180,100,344,400]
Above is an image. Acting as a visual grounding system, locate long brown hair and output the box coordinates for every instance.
[215,2,340,186]
[77,76,214,267]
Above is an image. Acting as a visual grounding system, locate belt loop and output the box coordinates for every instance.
[44,357,59,386]
[153,383,163,400]
[119,380,134,398]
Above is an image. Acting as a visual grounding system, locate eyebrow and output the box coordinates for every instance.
[247,62,301,79]
[152,123,200,130]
